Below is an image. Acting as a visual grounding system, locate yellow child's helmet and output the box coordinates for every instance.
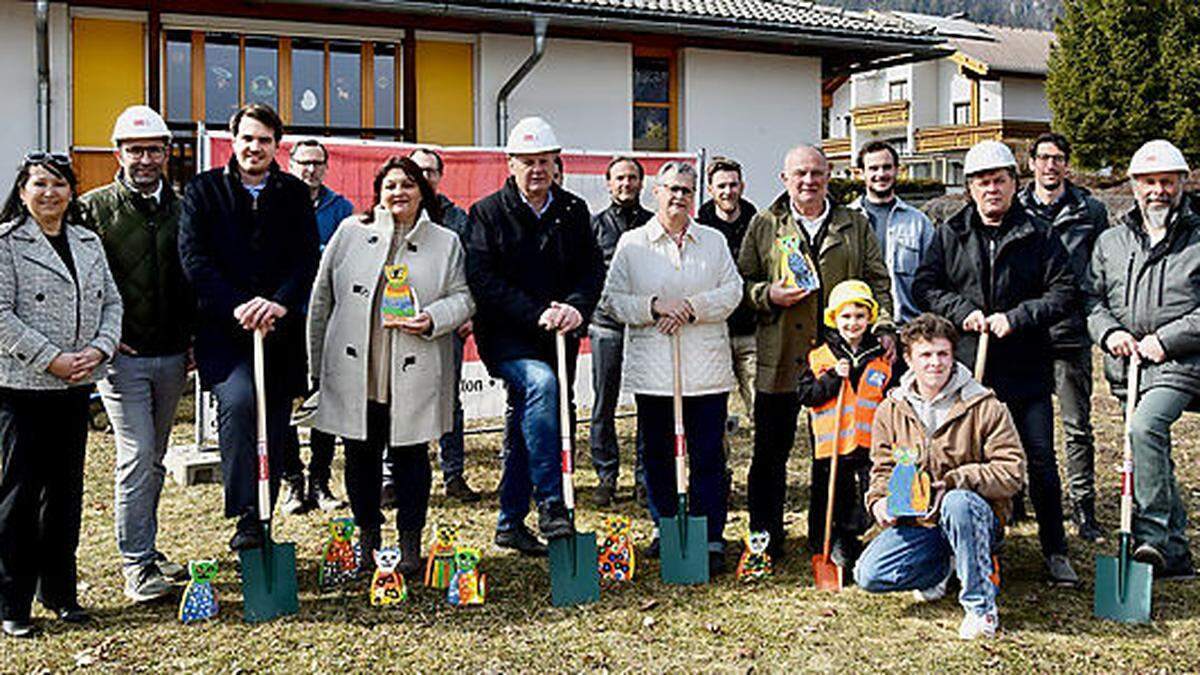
[823,279,879,328]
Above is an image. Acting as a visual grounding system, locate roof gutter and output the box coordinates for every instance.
[497,15,548,146]
[35,0,50,151]
[258,0,946,62]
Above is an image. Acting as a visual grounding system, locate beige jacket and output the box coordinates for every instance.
[307,207,474,445]
[600,217,742,397]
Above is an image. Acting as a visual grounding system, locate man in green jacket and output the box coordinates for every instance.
[80,106,193,603]
[738,144,893,559]
[1088,139,1199,580]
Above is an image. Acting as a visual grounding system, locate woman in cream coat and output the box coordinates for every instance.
[308,156,473,573]
[601,161,742,574]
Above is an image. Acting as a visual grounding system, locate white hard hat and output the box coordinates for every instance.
[963,140,1017,177]
[1128,139,1190,176]
[505,116,560,155]
[111,105,171,145]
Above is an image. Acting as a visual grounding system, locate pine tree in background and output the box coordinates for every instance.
[1047,0,1200,169]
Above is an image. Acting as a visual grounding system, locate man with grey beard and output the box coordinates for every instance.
[1088,139,1198,580]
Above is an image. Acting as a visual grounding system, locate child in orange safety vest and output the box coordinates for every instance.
[797,279,893,570]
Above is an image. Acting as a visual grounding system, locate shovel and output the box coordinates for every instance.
[547,332,601,607]
[1095,355,1153,623]
[240,329,300,623]
[813,383,849,591]
[659,332,709,585]
[974,330,990,383]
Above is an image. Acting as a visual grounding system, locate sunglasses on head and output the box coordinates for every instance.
[23,152,72,168]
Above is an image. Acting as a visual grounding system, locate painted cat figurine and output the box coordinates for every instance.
[736,531,773,582]
[370,547,408,606]
[425,524,459,589]
[381,263,418,327]
[320,517,360,588]
[178,559,219,623]
[597,515,636,584]
[447,547,486,607]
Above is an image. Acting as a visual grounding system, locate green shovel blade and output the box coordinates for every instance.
[240,539,300,623]
[1094,554,1153,623]
[659,513,709,585]
[549,532,601,607]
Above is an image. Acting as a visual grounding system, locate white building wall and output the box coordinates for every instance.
[979,79,1003,122]
[938,60,972,125]
[476,34,630,150]
[0,0,70,174]
[1000,76,1050,121]
[830,82,851,138]
[910,60,940,130]
[680,48,820,208]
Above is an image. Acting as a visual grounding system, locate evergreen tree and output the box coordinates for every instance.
[1047,0,1200,169]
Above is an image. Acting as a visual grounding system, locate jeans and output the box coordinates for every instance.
[210,359,295,519]
[729,335,756,414]
[0,386,90,620]
[1006,395,1067,557]
[747,391,802,546]
[1129,386,1193,566]
[637,393,729,547]
[494,357,573,532]
[97,352,188,572]
[855,490,999,617]
[343,402,431,533]
[1054,347,1095,505]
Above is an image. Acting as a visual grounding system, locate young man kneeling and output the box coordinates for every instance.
[854,313,1024,640]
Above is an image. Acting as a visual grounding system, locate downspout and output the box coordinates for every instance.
[35,0,51,151]
[496,16,548,145]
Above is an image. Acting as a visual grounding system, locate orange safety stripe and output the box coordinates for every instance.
[808,345,892,459]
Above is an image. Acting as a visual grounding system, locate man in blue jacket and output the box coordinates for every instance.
[178,104,319,551]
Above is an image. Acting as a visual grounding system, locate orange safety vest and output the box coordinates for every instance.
[808,344,892,459]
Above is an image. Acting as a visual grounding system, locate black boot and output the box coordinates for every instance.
[397,530,422,577]
[1072,498,1103,542]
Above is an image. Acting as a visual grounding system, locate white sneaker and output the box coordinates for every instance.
[958,609,999,640]
[912,556,953,602]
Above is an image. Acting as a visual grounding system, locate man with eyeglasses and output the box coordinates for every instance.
[400,147,478,504]
[1016,132,1109,542]
[280,139,354,515]
[80,105,193,602]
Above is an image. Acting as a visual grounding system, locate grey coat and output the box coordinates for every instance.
[0,217,122,389]
[1088,199,1200,400]
[307,207,474,446]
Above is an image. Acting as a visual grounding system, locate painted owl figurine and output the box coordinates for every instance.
[597,515,636,584]
[447,547,487,607]
[370,547,408,606]
[776,236,819,292]
[887,445,933,518]
[178,559,219,623]
[736,531,773,582]
[425,524,459,589]
[320,517,361,588]
[381,263,418,327]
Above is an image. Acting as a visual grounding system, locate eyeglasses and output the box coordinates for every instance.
[23,151,71,168]
[292,159,326,168]
[121,145,167,160]
[667,185,695,196]
[1034,154,1067,165]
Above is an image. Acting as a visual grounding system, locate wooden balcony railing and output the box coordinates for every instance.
[851,100,909,131]
[915,119,1051,153]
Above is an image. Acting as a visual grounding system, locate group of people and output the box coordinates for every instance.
[0,98,1195,641]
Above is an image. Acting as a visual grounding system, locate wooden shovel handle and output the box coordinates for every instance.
[974,330,990,383]
[671,332,687,495]
[1120,355,1140,535]
[822,383,849,559]
[252,329,270,522]
[555,332,575,510]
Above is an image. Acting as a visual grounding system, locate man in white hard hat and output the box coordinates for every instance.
[1017,132,1109,542]
[80,105,193,602]
[1087,139,1198,580]
[913,139,1081,587]
[464,117,605,554]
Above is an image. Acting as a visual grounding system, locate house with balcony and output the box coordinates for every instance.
[823,12,1053,185]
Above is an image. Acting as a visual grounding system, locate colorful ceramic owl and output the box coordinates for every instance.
[447,547,486,607]
[381,263,418,327]
[597,515,636,584]
[320,517,361,588]
[370,547,408,606]
[736,531,773,582]
[425,524,459,589]
[178,559,219,623]
[887,445,932,517]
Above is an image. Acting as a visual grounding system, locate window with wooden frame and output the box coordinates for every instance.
[953,101,971,126]
[632,47,677,152]
[888,79,908,102]
[162,29,405,138]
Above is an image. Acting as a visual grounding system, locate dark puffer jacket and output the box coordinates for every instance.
[1088,197,1200,401]
[698,197,757,337]
[80,175,193,356]
[1017,181,1109,351]
[913,201,1076,402]
[464,178,605,370]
